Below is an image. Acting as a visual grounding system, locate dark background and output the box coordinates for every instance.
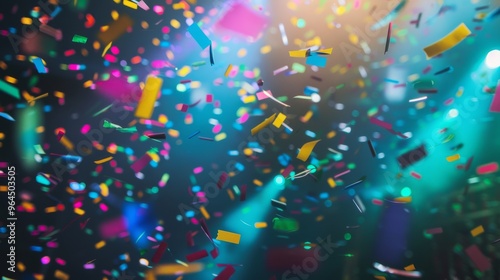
[1,0,500,279]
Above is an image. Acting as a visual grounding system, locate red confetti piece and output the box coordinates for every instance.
[240,185,247,201]
[186,249,208,262]
[151,242,168,263]
[214,265,235,280]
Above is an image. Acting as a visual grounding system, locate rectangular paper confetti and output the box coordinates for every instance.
[305,54,327,68]
[188,22,211,49]
[33,58,47,73]
[465,245,491,272]
[471,225,484,237]
[135,76,163,119]
[0,79,20,99]
[423,23,471,59]
[489,80,500,112]
[216,230,241,244]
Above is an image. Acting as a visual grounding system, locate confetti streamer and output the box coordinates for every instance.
[384,22,392,54]
[94,156,113,164]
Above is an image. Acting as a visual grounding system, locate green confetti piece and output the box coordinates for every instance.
[292,62,306,73]
[72,35,88,43]
[0,80,20,99]
[273,217,299,232]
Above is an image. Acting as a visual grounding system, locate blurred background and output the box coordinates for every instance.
[1,0,500,279]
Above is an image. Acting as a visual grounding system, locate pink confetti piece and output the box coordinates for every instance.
[369,117,393,130]
[256,90,272,100]
[476,162,498,175]
[489,80,500,112]
[410,171,422,179]
[334,169,351,178]
[425,227,443,234]
[206,94,213,102]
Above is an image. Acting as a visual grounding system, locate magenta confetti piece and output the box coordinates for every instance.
[130,153,152,173]
[476,162,498,175]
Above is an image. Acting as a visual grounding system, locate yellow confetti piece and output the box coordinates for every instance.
[18,262,26,272]
[423,23,471,59]
[393,196,412,203]
[253,179,263,186]
[95,240,106,249]
[289,49,309,58]
[237,48,247,58]
[59,136,74,151]
[297,140,321,162]
[102,41,113,57]
[21,17,33,25]
[177,66,191,77]
[227,189,234,200]
[446,154,460,162]
[301,110,313,123]
[251,113,276,135]
[327,131,336,138]
[404,264,416,271]
[135,76,163,119]
[171,19,181,29]
[123,0,138,9]
[28,93,49,104]
[316,48,333,55]
[224,64,232,77]
[316,215,324,222]
[272,113,287,128]
[327,178,336,188]
[99,183,109,197]
[260,45,271,54]
[374,276,386,280]
[470,225,484,237]
[242,95,256,103]
[74,208,85,215]
[45,206,57,213]
[254,222,267,228]
[94,156,113,164]
[168,129,179,138]
[199,206,210,219]
[54,269,69,280]
[215,132,226,141]
[216,230,241,244]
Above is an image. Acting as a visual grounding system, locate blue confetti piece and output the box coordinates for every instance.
[305,54,327,68]
[33,58,47,73]
[50,6,62,18]
[187,23,211,49]
[0,112,15,121]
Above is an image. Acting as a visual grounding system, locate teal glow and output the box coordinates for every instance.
[297,18,306,28]
[306,164,317,173]
[401,187,412,197]
[274,175,285,185]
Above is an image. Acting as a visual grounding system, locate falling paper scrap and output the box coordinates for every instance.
[297,140,321,162]
[423,23,471,59]
[135,76,163,119]
[188,22,211,50]
[216,230,241,244]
